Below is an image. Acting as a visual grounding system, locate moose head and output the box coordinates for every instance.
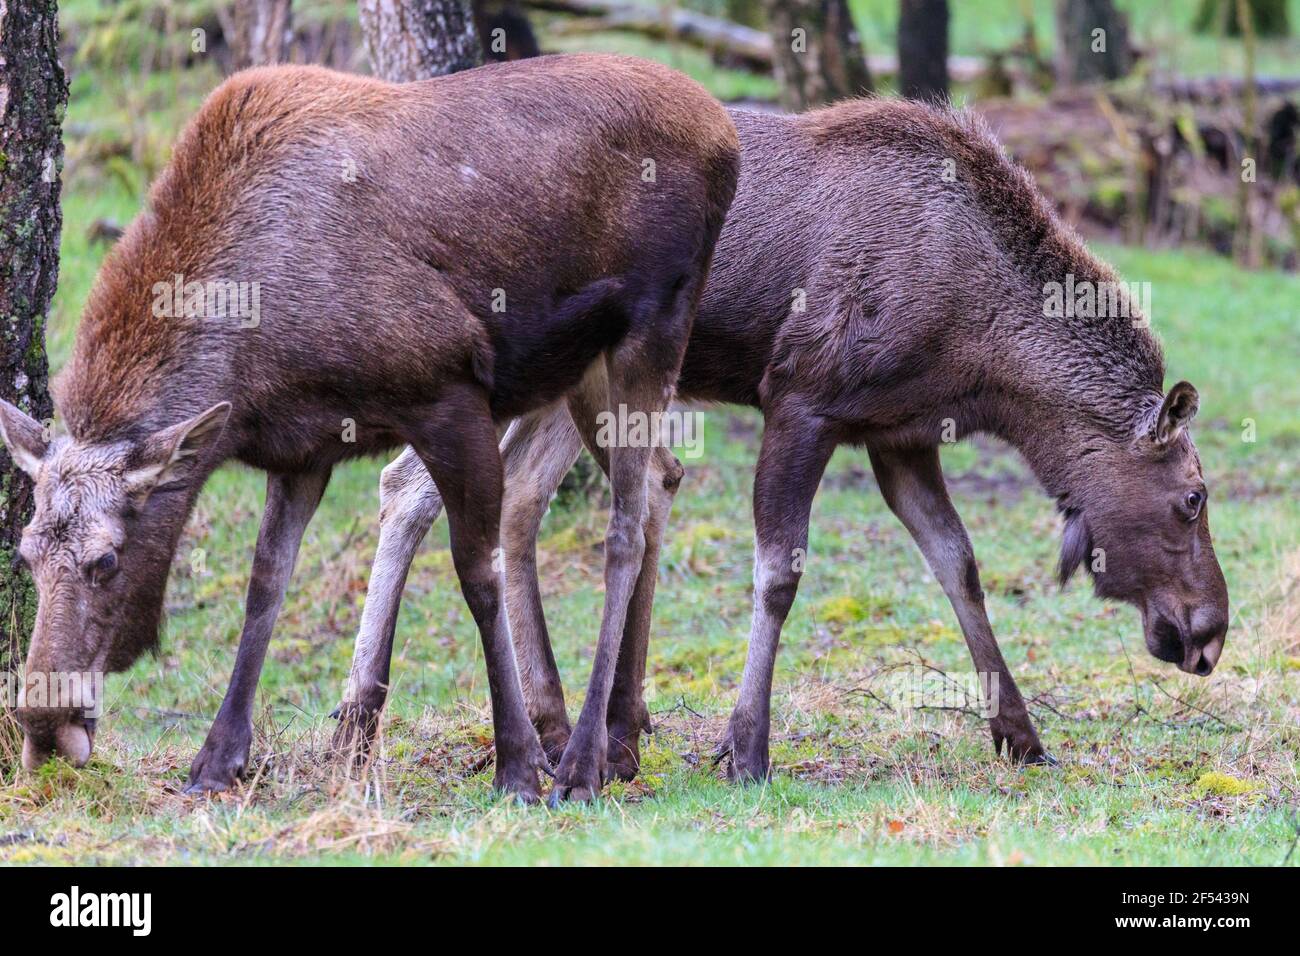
[1058,381,1229,676]
[0,400,230,769]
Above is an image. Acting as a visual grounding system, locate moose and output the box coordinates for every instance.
[0,55,739,803]
[335,98,1231,792]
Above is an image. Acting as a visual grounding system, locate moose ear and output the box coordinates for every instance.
[0,399,49,480]
[1058,509,1092,586]
[125,402,231,498]
[1152,381,1199,445]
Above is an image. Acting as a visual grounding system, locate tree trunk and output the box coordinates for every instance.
[360,0,483,82]
[473,0,540,61]
[1195,0,1289,38]
[763,0,872,112]
[0,0,63,679]
[230,0,294,70]
[898,0,949,102]
[1234,0,1262,267]
[1055,0,1132,85]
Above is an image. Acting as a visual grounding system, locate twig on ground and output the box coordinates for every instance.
[1149,678,1242,732]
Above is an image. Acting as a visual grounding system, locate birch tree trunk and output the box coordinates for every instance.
[360,0,482,82]
[230,0,294,70]
[0,0,63,676]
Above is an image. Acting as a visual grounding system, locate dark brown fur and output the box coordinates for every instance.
[2,55,739,797]
[339,97,1229,789]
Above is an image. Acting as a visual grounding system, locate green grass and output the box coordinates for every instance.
[13,238,1298,865]
[3,13,1299,866]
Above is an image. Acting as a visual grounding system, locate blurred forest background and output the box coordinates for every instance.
[50,0,1300,293]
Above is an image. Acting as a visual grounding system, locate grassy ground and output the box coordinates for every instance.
[1,7,1298,867]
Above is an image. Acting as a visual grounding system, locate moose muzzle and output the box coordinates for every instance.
[1178,605,1227,677]
[17,708,95,770]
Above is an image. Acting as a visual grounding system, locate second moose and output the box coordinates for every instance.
[338,98,1230,794]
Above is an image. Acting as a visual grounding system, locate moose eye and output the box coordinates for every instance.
[1183,490,1204,520]
[87,551,119,582]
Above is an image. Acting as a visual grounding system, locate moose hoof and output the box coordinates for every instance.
[547,778,601,806]
[184,723,253,794]
[493,735,552,805]
[991,718,1052,766]
[494,769,543,805]
[548,745,605,805]
[604,728,644,784]
[727,751,771,784]
[330,701,382,770]
[714,730,770,784]
[184,751,247,794]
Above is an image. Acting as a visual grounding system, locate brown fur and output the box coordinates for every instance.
[340,96,1229,788]
[4,55,739,796]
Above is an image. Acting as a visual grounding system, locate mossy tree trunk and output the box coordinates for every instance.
[359,0,482,82]
[763,0,872,112]
[1195,0,1289,37]
[0,0,63,675]
[231,0,295,69]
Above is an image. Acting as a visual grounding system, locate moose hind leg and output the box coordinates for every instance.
[500,402,585,762]
[550,288,694,803]
[333,447,442,765]
[605,445,682,781]
[568,379,685,783]
[409,388,549,802]
[868,446,1051,764]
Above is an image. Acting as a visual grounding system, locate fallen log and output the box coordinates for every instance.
[534,0,772,68]
[533,0,991,81]
[1150,75,1300,102]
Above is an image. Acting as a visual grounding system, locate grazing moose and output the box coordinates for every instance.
[337,99,1230,792]
[0,55,739,802]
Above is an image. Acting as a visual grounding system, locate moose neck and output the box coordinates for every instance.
[976,258,1165,504]
[994,401,1123,506]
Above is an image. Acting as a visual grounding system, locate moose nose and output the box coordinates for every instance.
[1178,610,1227,677]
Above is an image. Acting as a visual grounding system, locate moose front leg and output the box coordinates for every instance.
[718,408,835,782]
[868,446,1052,764]
[186,469,331,793]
